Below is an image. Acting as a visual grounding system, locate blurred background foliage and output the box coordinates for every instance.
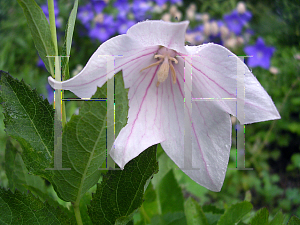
[0,0,299,223]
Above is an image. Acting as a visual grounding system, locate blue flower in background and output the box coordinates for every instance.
[88,14,116,42]
[114,0,131,12]
[115,16,135,34]
[244,37,275,69]
[224,10,251,35]
[154,0,168,6]
[91,0,107,14]
[78,3,94,26]
[46,83,54,103]
[132,0,152,21]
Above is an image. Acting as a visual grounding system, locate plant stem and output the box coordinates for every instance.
[73,203,83,225]
[47,0,66,127]
[47,0,58,56]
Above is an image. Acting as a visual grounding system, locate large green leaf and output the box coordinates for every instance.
[17,0,55,76]
[5,139,46,194]
[287,215,300,225]
[269,210,285,225]
[0,71,54,181]
[157,169,185,215]
[51,72,128,203]
[51,85,107,202]
[184,197,209,225]
[249,207,269,225]
[150,212,187,225]
[61,0,78,80]
[0,187,75,224]
[217,201,253,225]
[88,144,159,225]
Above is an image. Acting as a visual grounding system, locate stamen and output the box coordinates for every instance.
[140,47,178,87]
[140,58,163,72]
[169,61,177,84]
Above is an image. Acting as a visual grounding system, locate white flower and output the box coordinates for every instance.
[48,20,280,191]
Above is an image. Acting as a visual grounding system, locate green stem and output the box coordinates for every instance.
[73,203,83,225]
[47,0,66,127]
[47,0,58,56]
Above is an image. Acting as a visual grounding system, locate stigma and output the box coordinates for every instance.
[140,47,178,87]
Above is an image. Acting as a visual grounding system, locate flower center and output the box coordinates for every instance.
[140,46,178,87]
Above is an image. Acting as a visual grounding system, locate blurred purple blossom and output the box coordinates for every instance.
[244,37,275,69]
[91,0,107,14]
[132,0,152,21]
[78,3,94,26]
[224,10,251,35]
[88,14,116,42]
[114,0,131,12]
[46,83,54,103]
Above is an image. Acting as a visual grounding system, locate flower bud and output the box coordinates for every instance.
[224,36,237,49]
[202,13,209,23]
[237,1,246,14]
[162,13,171,22]
[236,36,244,46]
[269,66,279,74]
[220,26,229,39]
[186,8,195,20]
[170,5,178,16]
[210,21,219,36]
[203,22,211,36]
[174,11,182,21]
[94,13,104,23]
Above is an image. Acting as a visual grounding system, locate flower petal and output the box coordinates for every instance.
[110,58,167,168]
[183,43,280,124]
[157,57,231,191]
[127,20,189,55]
[48,34,148,98]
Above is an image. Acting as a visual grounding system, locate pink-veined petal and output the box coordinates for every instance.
[48,34,147,98]
[154,57,232,192]
[110,56,168,169]
[127,20,189,55]
[183,43,280,124]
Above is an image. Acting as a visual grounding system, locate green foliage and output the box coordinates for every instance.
[61,0,78,81]
[0,70,54,182]
[157,169,185,215]
[184,197,209,225]
[17,0,55,76]
[249,207,269,225]
[87,145,158,225]
[217,201,253,225]
[0,187,76,224]
[5,139,46,194]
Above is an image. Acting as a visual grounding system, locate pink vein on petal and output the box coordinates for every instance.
[121,66,159,166]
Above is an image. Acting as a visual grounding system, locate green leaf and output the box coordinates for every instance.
[51,85,108,202]
[0,71,54,181]
[0,187,75,224]
[184,197,209,225]
[114,72,129,138]
[249,207,269,225]
[88,145,159,225]
[51,72,128,203]
[150,212,187,225]
[269,210,285,225]
[17,0,55,76]
[202,205,225,214]
[157,169,185,215]
[287,215,300,225]
[61,0,78,80]
[5,139,46,194]
[217,201,253,225]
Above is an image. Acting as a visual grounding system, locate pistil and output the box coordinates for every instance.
[140,47,178,87]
